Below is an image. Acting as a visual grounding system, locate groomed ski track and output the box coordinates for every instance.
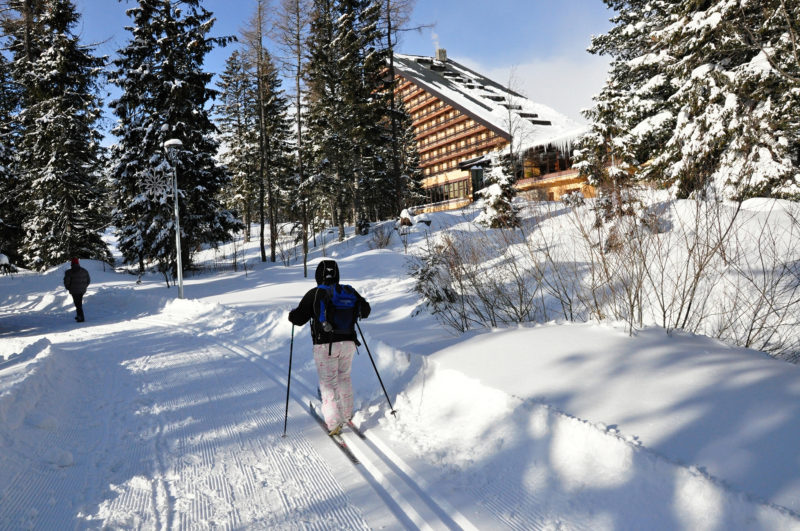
[5,262,799,529]
[170,317,477,531]
[0,298,476,530]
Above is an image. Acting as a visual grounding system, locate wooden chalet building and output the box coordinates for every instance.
[393,50,593,212]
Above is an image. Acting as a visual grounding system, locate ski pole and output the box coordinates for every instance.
[282,325,295,437]
[356,322,397,417]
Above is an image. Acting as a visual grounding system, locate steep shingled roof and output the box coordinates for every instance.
[393,53,588,154]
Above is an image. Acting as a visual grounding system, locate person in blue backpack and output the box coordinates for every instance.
[288,259,371,435]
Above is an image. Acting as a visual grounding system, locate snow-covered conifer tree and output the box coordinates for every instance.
[394,96,423,210]
[382,0,419,217]
[216,50,260,242]
[240,1,294,263]
[348,0,392,221]
[576,0,674,217]
[362,94,422,216]
[255,47,294,262]
[274,0,312,274]
[475,153,520,229]
[0,53,23,263]
[306,0,353,240]
[109,0,240,276]
[306,0,390,239]
[581,0,800,201]
[5,0,111,270]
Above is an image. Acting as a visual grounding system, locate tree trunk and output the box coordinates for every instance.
[259,168,266,262]
[386,1,402,213]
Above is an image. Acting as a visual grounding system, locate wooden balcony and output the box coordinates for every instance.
[420,136,507,171]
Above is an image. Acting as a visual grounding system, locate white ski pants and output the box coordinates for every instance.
[313,341,356,430]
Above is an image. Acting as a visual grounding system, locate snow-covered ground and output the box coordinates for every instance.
[1,203,799,530]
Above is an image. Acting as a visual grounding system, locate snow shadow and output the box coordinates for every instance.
[387,324,800,529]
[0,314,369,529]
[439,397,797,530]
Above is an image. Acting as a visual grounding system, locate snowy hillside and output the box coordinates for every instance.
[1,201,799,530]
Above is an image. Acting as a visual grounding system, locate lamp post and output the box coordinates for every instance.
[163,138,184,299]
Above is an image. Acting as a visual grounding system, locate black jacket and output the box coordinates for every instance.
[288,260,371,345]
[64,264,91,295]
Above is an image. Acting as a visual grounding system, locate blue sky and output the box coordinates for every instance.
[74,0,613,128]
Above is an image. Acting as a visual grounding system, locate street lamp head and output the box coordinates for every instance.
[163,138,183,152]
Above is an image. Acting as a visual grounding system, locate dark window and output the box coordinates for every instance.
[470,168,484,196]
[422,178,470,205]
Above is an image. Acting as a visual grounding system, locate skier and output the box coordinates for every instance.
[63,258,91,322]
[0,253,11,275]
[288,260,371,435]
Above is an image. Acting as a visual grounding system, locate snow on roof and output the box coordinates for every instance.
[393,53,588,154]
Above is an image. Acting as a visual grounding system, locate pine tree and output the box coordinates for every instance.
[216,50,260,242]
[351,0,392,222]
[475,152,520,229]
[256,47,294,261]
[360,94,420,219]
[575,0,674,217]
[305,0,390,240]
[306,0,349,239]
[0,53,23,263]
[381,0,420,217]
[580,0,800,202]
[275,0,312,275]
[240,0,294,263]
[657,0,800,200]
[110,0,240,277]
[5,0,111,270]
[394,95,423,209]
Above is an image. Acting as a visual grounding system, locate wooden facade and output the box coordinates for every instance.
[393,51,594,211]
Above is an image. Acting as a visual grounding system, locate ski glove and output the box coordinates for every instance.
[288,309,304,326]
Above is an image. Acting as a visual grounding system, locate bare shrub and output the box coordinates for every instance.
[409,232,470,332]
[410,222,545,331]
[711,203,800,361]
[409,195,800,362]
[369,225,393,250]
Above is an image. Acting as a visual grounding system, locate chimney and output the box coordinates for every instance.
[435,48,447,62]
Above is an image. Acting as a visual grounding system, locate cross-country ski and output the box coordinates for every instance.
[309,401,360,465]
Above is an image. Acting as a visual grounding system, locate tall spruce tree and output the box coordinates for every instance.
[654,0,800,199]
[5,0,110,270]
[256,47,293,262]
[241,0,293,263]
[381,0,421,216]
[109,0,240,277]
[306,0,347,238]
[274,0,312,275]
[394,96,423,209]
[0,52,23,263]
[360,94,420,219]
[350,0,392,222]
[216,50,260,242]
[576,0,674,217]
[305,0,389,240]
[579,0,800,202]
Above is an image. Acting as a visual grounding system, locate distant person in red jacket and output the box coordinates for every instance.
[64,258,91,322]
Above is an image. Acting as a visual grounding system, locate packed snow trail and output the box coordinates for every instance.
[4,202,800,531]
[0,311,372,529]
[0,274,471,530]
[169,314,475,531]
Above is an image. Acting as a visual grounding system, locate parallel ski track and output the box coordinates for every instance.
[165,317,477,531]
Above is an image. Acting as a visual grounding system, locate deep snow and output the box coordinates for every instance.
[1,203,799,530]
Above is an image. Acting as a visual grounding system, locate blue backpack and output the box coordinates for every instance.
[317,284,359,334]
